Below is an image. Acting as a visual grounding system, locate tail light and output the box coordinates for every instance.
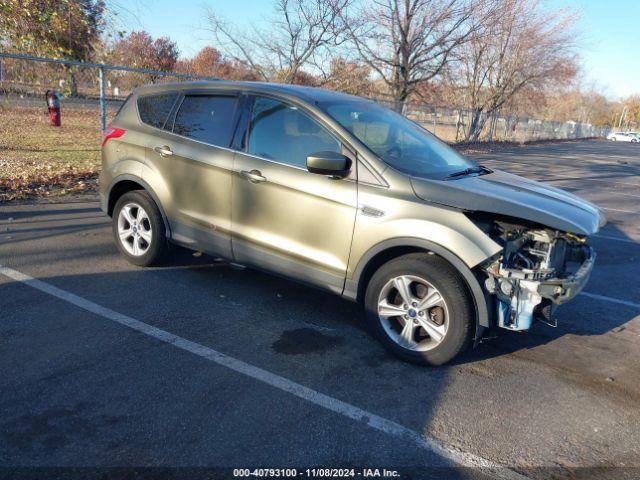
[102,127,126,147]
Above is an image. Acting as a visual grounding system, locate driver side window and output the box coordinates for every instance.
[247,97,341,168]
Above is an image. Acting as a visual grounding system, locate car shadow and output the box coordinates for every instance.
[3,193,637,371]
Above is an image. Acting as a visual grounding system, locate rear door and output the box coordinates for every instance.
[145,92,241,257]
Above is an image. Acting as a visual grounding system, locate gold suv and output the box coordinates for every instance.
[99,81,605,365]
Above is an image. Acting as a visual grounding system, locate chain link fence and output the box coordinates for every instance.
[0,53,611,200]
[0,53,216,200]
[0,52,210,131]
[1,53,610,142]
[375,100,610,143]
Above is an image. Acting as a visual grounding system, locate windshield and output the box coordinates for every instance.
[319,99,477,179]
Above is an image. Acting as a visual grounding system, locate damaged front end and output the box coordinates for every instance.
[475,216,596,331]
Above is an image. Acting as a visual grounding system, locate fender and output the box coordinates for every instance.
[343,237,492,331]
[104,174,172,237]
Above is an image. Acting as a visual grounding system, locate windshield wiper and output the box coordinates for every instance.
[445,165,492,180]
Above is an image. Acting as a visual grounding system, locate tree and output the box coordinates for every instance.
[621,95,640,130]
[176,46,224,77]
[108,30,179,72]
[176,46,260,80]
[457,0,577,141]
[320,57,374,96]
[537,83,617,127]
[0,0,105,59]
[343,0,482,112]
[0,0,106,95]
[206,0,351,83]
[104,30,179,91]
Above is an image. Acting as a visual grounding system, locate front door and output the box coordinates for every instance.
[231,96,358,294]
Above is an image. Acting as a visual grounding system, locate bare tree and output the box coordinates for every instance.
[458,0,577,141]
[343,0,482,112]
[319,57,376,95]
[206,0,350,83]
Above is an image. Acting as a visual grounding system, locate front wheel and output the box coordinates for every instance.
[112,190,169,266]
[364,253,475,366]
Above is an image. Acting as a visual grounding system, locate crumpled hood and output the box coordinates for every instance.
[411,169,605,235]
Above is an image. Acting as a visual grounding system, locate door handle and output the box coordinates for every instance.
[240,170,266,183]
[154,145,173,157]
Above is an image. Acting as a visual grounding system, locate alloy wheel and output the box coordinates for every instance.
[117,202,152,256]
[377,275,449,351]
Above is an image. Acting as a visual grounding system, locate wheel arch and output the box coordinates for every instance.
[344,238,492,331]
[106,175,171,237]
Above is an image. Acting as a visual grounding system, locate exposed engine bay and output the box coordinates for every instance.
[475,216,596,331]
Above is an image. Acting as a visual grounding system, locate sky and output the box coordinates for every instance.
[121,0,640,100]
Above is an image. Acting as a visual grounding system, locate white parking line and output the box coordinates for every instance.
[0,265,527,480]
[580,292,640,310]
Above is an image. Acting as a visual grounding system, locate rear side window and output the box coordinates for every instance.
[172,95,238,147]
[137,93,178,129]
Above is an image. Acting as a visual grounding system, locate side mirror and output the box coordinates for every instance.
[306,151,351,178]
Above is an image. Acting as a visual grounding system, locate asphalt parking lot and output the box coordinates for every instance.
[1,139,639,479]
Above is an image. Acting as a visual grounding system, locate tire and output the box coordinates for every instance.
[112,190,169,266]
[364,253,474,366]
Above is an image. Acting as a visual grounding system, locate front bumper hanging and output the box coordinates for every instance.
[538,248,596,304]
[490,245,596,331]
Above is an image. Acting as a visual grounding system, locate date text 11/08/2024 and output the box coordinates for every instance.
[233,468,400,477]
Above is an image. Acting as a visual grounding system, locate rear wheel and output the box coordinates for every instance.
[112,190,169,266]
[364,253,474,366]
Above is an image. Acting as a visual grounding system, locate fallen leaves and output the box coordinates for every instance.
[0,103,105,202]
[0,170,98,201]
